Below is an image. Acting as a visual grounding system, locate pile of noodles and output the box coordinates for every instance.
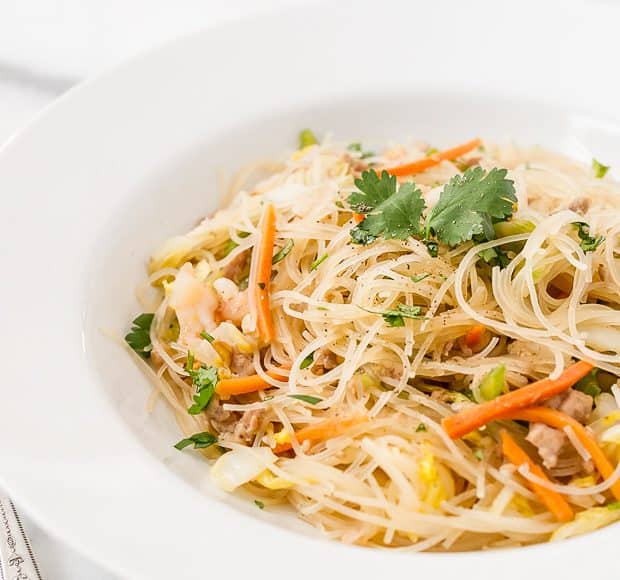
[132,136,620,551]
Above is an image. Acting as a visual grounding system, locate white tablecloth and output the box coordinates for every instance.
[0,1,306,577]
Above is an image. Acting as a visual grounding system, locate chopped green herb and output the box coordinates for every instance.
[238,231,251,239]
[125,313,155,358]
[479,364,506,401]
[425,167,517,247]
[423,239,439,257]
[348,170,426,245]
[426,147,439,156]
[411,273,429,283]
[254,499,265,510]
[299,129,318,149]
[257,282,265,290]
[310,253,328,270]
[289,394,322,405]
[478,247,511,269]
[335,201,344,209]
[473,448,484,461]
[381,303,424,327]
[200,330,215,343]
[272,239,294,264]
[574,222,604,253]
[347,142,374,159]
[416,423,427,432]
[574,369,601,398]
[174,431,218,450]
[300,352,314,369]
[185,351,218,415]
[592,158,610,179]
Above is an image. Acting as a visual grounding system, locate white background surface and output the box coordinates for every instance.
[0,2,306,577]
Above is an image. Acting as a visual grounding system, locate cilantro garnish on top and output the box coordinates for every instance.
[348,166,517,254]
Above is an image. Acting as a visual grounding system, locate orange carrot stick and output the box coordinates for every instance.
[252,203,277,343]
[274,414,368,454]
[382,138,482,177]
[353,212,365,223]
[464,324,486,349]
[504,407,620,501]
[216,368,288,399]
[442,361,594,439]
[500,430,573,522]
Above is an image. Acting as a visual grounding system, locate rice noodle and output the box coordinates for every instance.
[129,136,620,552]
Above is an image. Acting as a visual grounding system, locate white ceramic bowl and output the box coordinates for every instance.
[2,1,620,578]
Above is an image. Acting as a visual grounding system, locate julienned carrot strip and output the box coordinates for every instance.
[500,430,573,522]
[253,204,277,342]
[353,212,365,223]
[216,368,288,399]
[441,361,594,439]
[382,138,482,177]
[274,415,369,454]
[464,324,486,349]
[505,407,620,501]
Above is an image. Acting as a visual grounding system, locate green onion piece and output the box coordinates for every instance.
[254,499,265,509]
[479,364,506,401]
[272,239,294,264]
[473,448,484,461]
[416,423,427,432]
[200,331,215,343]
[289,394,322,405]
[592,158,610,178]
[411,273,429,283]
[493,219,535,238]
[310,253,328,271]
[300,352,314,369]
[299,129,318,149]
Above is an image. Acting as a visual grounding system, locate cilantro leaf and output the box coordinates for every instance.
[254,499,265,509]
[174,431,218,450]
[185,351,218,415]
[125,313,154,358]
[272,239,294,264]
[416,423,427,432]
[592,158,609,179]
[411,273,429,282]
[348,170,425,244]
[423,239,439,257]
[574,222,604,253]
[425,167,517,246]
[289,394,322,404]
[381,303,424,327]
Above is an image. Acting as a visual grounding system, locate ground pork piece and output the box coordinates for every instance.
[547,389,593,423]
[370,361,403,380]
[232,409,265,444]
[313,349,338,374]
[205,399,238,434]
[568,196,591,215]
[230,350,254,376]
[526,423,567,468]
[559,389,593,423]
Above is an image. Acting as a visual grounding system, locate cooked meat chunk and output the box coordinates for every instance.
[206,398,237,434]
[568,196,591,215]
[313,349,338,374]
[547,389,593,423]
[230,350,254,377]
[526,423,567,469]
[232,409,265,444]
[558,389,593,423]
